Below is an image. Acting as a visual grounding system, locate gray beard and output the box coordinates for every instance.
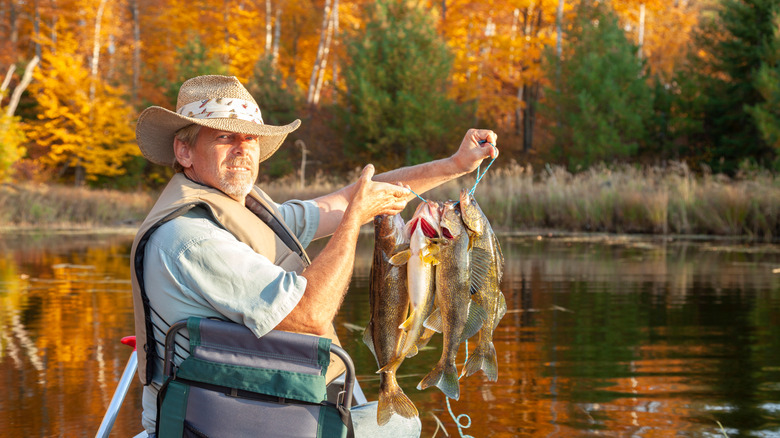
[219,173,255,199]
[220,157,256,199]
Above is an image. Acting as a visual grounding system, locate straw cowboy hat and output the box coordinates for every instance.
[136,75,301,167]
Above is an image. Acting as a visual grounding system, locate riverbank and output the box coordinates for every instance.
[2,162,778,241]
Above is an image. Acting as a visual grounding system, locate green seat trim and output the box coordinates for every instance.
[187,317,201,347]
[176,356,327,403]
[317,337,331,372]
[157,380,189,437]
[318,403,348,438]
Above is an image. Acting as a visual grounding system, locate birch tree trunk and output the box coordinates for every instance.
[5,56,38,118]
[90,0,108,100]
[272,7,281,69]
[265,0,272,53]
[9,0,18,44]
[130,0,141,103]
[313,0,337,105]
[638,3,646,60]
[1,65,16,94]
[330,0,339,92]
[34,0,41,59]
[307,0,332,105]
[50,0,59,51]
[556,0,564,58]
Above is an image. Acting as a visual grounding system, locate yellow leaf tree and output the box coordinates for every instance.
[0,113,27,181]
[24,32,139,185]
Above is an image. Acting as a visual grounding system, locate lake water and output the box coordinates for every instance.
[1,231,779,437]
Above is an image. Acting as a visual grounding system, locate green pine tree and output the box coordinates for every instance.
[746,9,780,169]
[542,1,652,170]
[686,0,778,173]
[338,0,469,170]
[154,35,229,107]
[247,56,304,179]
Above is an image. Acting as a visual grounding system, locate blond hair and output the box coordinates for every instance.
[172,124,202,172]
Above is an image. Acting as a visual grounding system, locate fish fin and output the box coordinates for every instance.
[378,380,418,425]
[405,343,419,358]
[493,234,504,282]
[417,362,460,400]
[377,355,403,374]
[399,309,417,330]
[389,250,411,266]
[425,242,442,264]
[394,242,410,253]
[461,341,498,381]
[395,330,408,356]
[362,322,378,364]
[423,308,443,333]
[416,327,436,350]
[496,291,507,328]
[469,247,492,295]
[420,244,440,264]
[461,302,488,342]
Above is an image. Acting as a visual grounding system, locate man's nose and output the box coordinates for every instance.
[232,136,254,154]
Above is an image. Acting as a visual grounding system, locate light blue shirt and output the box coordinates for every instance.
[141,198,319,433]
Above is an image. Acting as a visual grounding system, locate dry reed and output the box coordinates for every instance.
[0,183,155,229]
[2,162,778,240]
[421,161,780,241]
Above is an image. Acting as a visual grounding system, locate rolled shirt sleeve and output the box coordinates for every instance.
[276,199,320,248]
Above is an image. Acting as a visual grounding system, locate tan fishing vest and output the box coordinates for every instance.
[130,173,345,385]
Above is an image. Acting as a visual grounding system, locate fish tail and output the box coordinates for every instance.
[462,341,498,382]
[377,381,418,425]
[417,362,460,400]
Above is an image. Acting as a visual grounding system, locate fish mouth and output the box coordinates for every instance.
[410,217,439,238]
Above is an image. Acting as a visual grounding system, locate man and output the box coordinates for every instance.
[130,75,498,435]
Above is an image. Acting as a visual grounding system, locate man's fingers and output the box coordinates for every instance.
[360,164,376,182]
[477,131,498,159]
[489,144,499,159]
[393,183,412,199]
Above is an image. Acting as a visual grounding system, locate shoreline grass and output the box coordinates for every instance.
[417,161,780,242]
[2,162,778,241]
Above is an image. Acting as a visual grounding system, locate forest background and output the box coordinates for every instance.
[0,0,779,239]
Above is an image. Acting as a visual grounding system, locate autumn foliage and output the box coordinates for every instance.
[0,0,776,188]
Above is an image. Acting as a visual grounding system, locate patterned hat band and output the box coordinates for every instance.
[177,97,265,125]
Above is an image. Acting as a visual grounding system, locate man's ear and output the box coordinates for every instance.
[173,138,193,168]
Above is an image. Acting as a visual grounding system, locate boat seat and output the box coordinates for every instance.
[157,317,355,438]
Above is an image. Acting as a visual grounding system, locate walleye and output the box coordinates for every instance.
[459,189,506,381]
[363,214,418,425]
[417,201,486,400]
[394,201,442,359]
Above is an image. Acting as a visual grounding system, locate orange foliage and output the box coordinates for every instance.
[0,0,706,181]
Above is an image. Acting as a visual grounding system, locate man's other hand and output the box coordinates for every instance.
[451,129,499,174]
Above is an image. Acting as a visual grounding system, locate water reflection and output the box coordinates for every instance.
[0,231,140,437]
[0,232,779,437]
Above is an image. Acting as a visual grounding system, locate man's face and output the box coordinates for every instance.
[176,126,261,202]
